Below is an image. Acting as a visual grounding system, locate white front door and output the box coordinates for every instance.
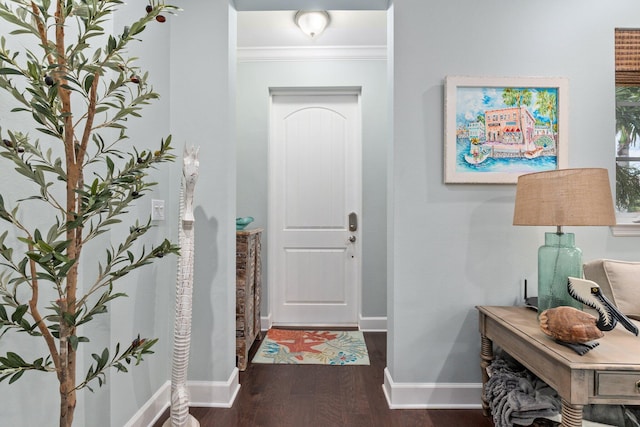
[269,90,361,326]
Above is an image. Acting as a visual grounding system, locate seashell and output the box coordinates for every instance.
[539,306,604,343]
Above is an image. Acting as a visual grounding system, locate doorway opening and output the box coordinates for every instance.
[235,7,390,331]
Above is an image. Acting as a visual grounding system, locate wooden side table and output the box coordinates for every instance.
[477,305,640,427]
[236,228,263,371]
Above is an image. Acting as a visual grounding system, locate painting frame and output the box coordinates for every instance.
[444,76,569,184]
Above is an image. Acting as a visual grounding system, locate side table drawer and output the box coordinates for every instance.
[596,371,640,398]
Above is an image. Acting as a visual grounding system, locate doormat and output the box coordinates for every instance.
[252,329,370,365]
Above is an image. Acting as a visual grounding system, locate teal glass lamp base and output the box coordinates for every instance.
[537,232,582,313]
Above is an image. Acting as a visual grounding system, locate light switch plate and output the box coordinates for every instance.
[151,199,165,221]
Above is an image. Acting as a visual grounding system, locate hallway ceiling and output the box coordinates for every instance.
[234,0,390,11]
[237,10,387,48]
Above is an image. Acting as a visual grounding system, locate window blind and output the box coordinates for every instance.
[616,29,640,86]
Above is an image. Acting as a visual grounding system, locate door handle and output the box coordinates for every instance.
[348,235,356,243]
[348,212,358,232]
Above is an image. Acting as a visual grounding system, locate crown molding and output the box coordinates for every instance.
[237,46,387,62]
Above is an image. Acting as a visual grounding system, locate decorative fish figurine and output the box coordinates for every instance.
[567,277,639,336]
[539,306,604,343]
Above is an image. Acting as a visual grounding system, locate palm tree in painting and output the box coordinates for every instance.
[502,88,533,146]
[536,90,558,134]
[534,90,558,153]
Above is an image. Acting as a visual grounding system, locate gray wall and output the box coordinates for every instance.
[0,0,238,425]
[236,59,388,318]
[0,3,179,426]
[105,5,177,426]
[388,0,640,385]
[170,0,237,384]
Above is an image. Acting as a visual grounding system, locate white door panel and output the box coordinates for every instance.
[283,108,346,228]
[283,248,346,303]
[269,91,361,326]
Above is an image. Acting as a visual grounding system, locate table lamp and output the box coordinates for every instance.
[513,168,616,313]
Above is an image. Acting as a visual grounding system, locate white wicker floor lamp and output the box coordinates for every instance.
[164,146,200,427]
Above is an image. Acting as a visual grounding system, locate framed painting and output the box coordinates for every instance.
[444,76,568,184]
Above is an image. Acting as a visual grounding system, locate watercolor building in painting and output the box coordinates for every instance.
[457,87,559,170]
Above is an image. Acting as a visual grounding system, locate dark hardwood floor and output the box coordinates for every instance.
[154,332,493,427]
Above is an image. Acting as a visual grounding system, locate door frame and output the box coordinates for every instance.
[267,86,363,327]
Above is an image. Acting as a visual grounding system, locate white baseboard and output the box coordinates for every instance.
[124,369,240,426]
[382,368,482,409]
[358,315,387,332]
[260,313,387,332]
[123,381,171,427]
[188,368,241,407]
[261,312,272,331]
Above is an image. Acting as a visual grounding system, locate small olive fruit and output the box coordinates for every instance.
[2,139,24,153]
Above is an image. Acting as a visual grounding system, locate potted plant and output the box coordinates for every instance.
[0,1,179,425]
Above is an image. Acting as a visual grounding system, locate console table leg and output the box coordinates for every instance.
[560,399,583,427]
[480,334,494,417]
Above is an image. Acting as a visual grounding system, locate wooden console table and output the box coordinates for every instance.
[477,305,640,427]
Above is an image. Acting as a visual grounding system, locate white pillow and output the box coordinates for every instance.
[583,259,640,319]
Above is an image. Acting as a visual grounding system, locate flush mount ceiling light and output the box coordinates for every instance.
[295,10,330,38]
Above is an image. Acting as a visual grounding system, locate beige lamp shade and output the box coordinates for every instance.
[513,168,616,226]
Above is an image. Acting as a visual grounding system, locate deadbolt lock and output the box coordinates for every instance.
[349,212,358,232]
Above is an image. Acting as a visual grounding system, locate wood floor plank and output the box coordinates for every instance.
[153,332,493,427]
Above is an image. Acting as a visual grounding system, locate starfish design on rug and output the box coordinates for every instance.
[267,330,339,360]
[252,329,370,366]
